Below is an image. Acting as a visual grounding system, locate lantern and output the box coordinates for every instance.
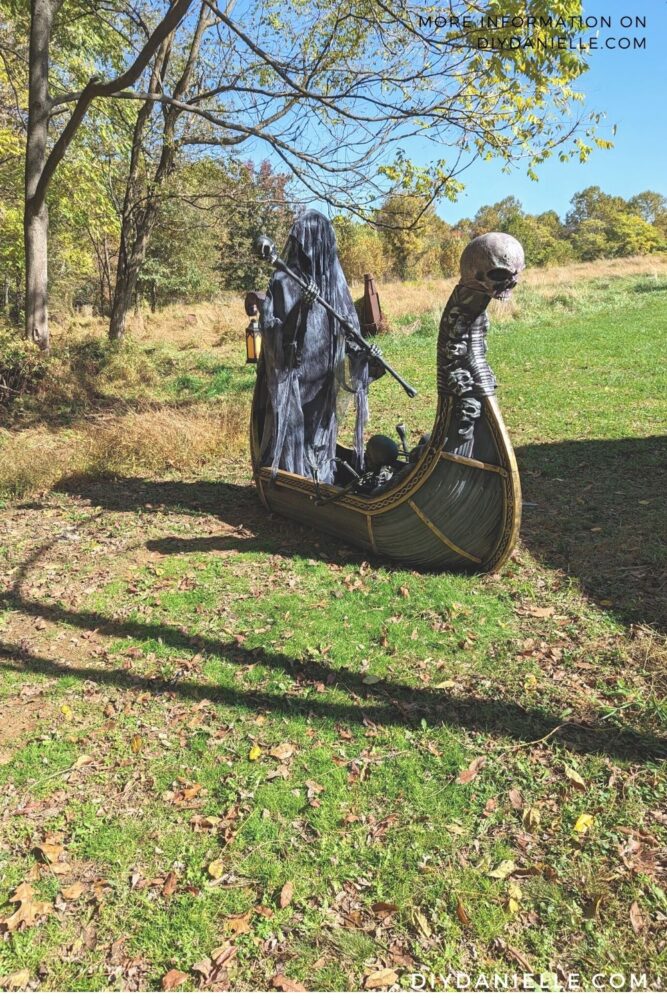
[245,317,262,364]
[244,291,265,365]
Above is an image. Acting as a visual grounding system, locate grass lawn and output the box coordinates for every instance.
[0,262,666,991]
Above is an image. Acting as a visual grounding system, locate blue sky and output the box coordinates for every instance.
[434,1,666,223]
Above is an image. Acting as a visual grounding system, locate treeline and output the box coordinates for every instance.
[334,188,667,283]
[3,160,664,329]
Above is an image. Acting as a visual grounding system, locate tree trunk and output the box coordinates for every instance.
[24,0,52,352]
[108,6,209,341]
[108,235,138,340]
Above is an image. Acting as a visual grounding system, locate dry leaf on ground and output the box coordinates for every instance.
[61,882,85,901]
[161,969,188,991]
[279,881,294,908]
[272,973,306,992]
[364,968,398,989]
[456,756,486,784]
[629,900,645,934]
[0,883,53,933]
[0,969,31,990]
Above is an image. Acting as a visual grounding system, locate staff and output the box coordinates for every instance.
[255,235,418,399]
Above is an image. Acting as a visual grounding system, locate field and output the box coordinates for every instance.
[0,255,666,991]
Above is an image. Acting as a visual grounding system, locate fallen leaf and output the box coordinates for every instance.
[225,912,252,936]
[49,861,71,876]
[254,904,273,918]
[269,743,295,761]
[508,789,523,809]
[518,605,555,618]
[279,881,294,908]
[190,814,220,831]
[629,900,645,934]
[488,859,516,880]
[371,902,399,914]
[130,735,142,753]
[10,883,34,902]
[574,813,595,835]
[507,882,522,915]
[248,745,262,761]
[455,898,471,926]
[364,968,398,989]
[61,882,85,901]
[181,782,202,801]
[208,859,224,879]
[272,973,305,991]
[398,586,410,598]
[162,871,179,897]
[210,943,237,967]
[35,839,63,864]
[456,756,486,784]
[161,969,188,991]
[0,969,31,990]
[71,753,94,770]
[564,765,587,792]
[0,884,53,933]
[522,806,541,831]
[362,674,381,685]
[523,673,538,692]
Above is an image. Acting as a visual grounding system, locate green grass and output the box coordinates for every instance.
[0,268,666,990]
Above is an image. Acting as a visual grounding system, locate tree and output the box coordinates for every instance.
[604,212,663,257]
[470,197,524,236]
[139,157,292,307]
[23,0,195,349]
[376,193,451,280]
[565,186,627,229]
[20,0,607,349]
[334,216,388,283]
[627,191,667,226]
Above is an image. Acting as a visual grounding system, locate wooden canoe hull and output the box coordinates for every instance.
[250,385,521,573]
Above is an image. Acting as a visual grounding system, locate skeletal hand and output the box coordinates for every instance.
[302,278,319,305]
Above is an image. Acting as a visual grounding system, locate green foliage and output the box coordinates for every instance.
[374,194,458,281]
[0,332,49,406]
[336,185,665,280]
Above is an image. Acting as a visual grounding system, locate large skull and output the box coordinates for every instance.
[460,233,525,300]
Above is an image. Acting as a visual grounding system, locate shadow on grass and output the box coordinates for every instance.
[56,434,667,630]
[0,600,665,763]
[516,435,666,632]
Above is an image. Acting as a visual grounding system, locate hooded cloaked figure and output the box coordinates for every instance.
[260,211,372,484]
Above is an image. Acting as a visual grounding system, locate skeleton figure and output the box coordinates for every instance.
[437,233,524,443]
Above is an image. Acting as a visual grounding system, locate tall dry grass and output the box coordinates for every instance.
[350,253,667,324]
[1,253,665,502]
[0,403,249,500]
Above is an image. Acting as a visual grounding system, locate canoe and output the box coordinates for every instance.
[249,366,520,574]
[249,231,523,573]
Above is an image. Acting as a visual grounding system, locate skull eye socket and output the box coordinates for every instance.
[487,267,515,282]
